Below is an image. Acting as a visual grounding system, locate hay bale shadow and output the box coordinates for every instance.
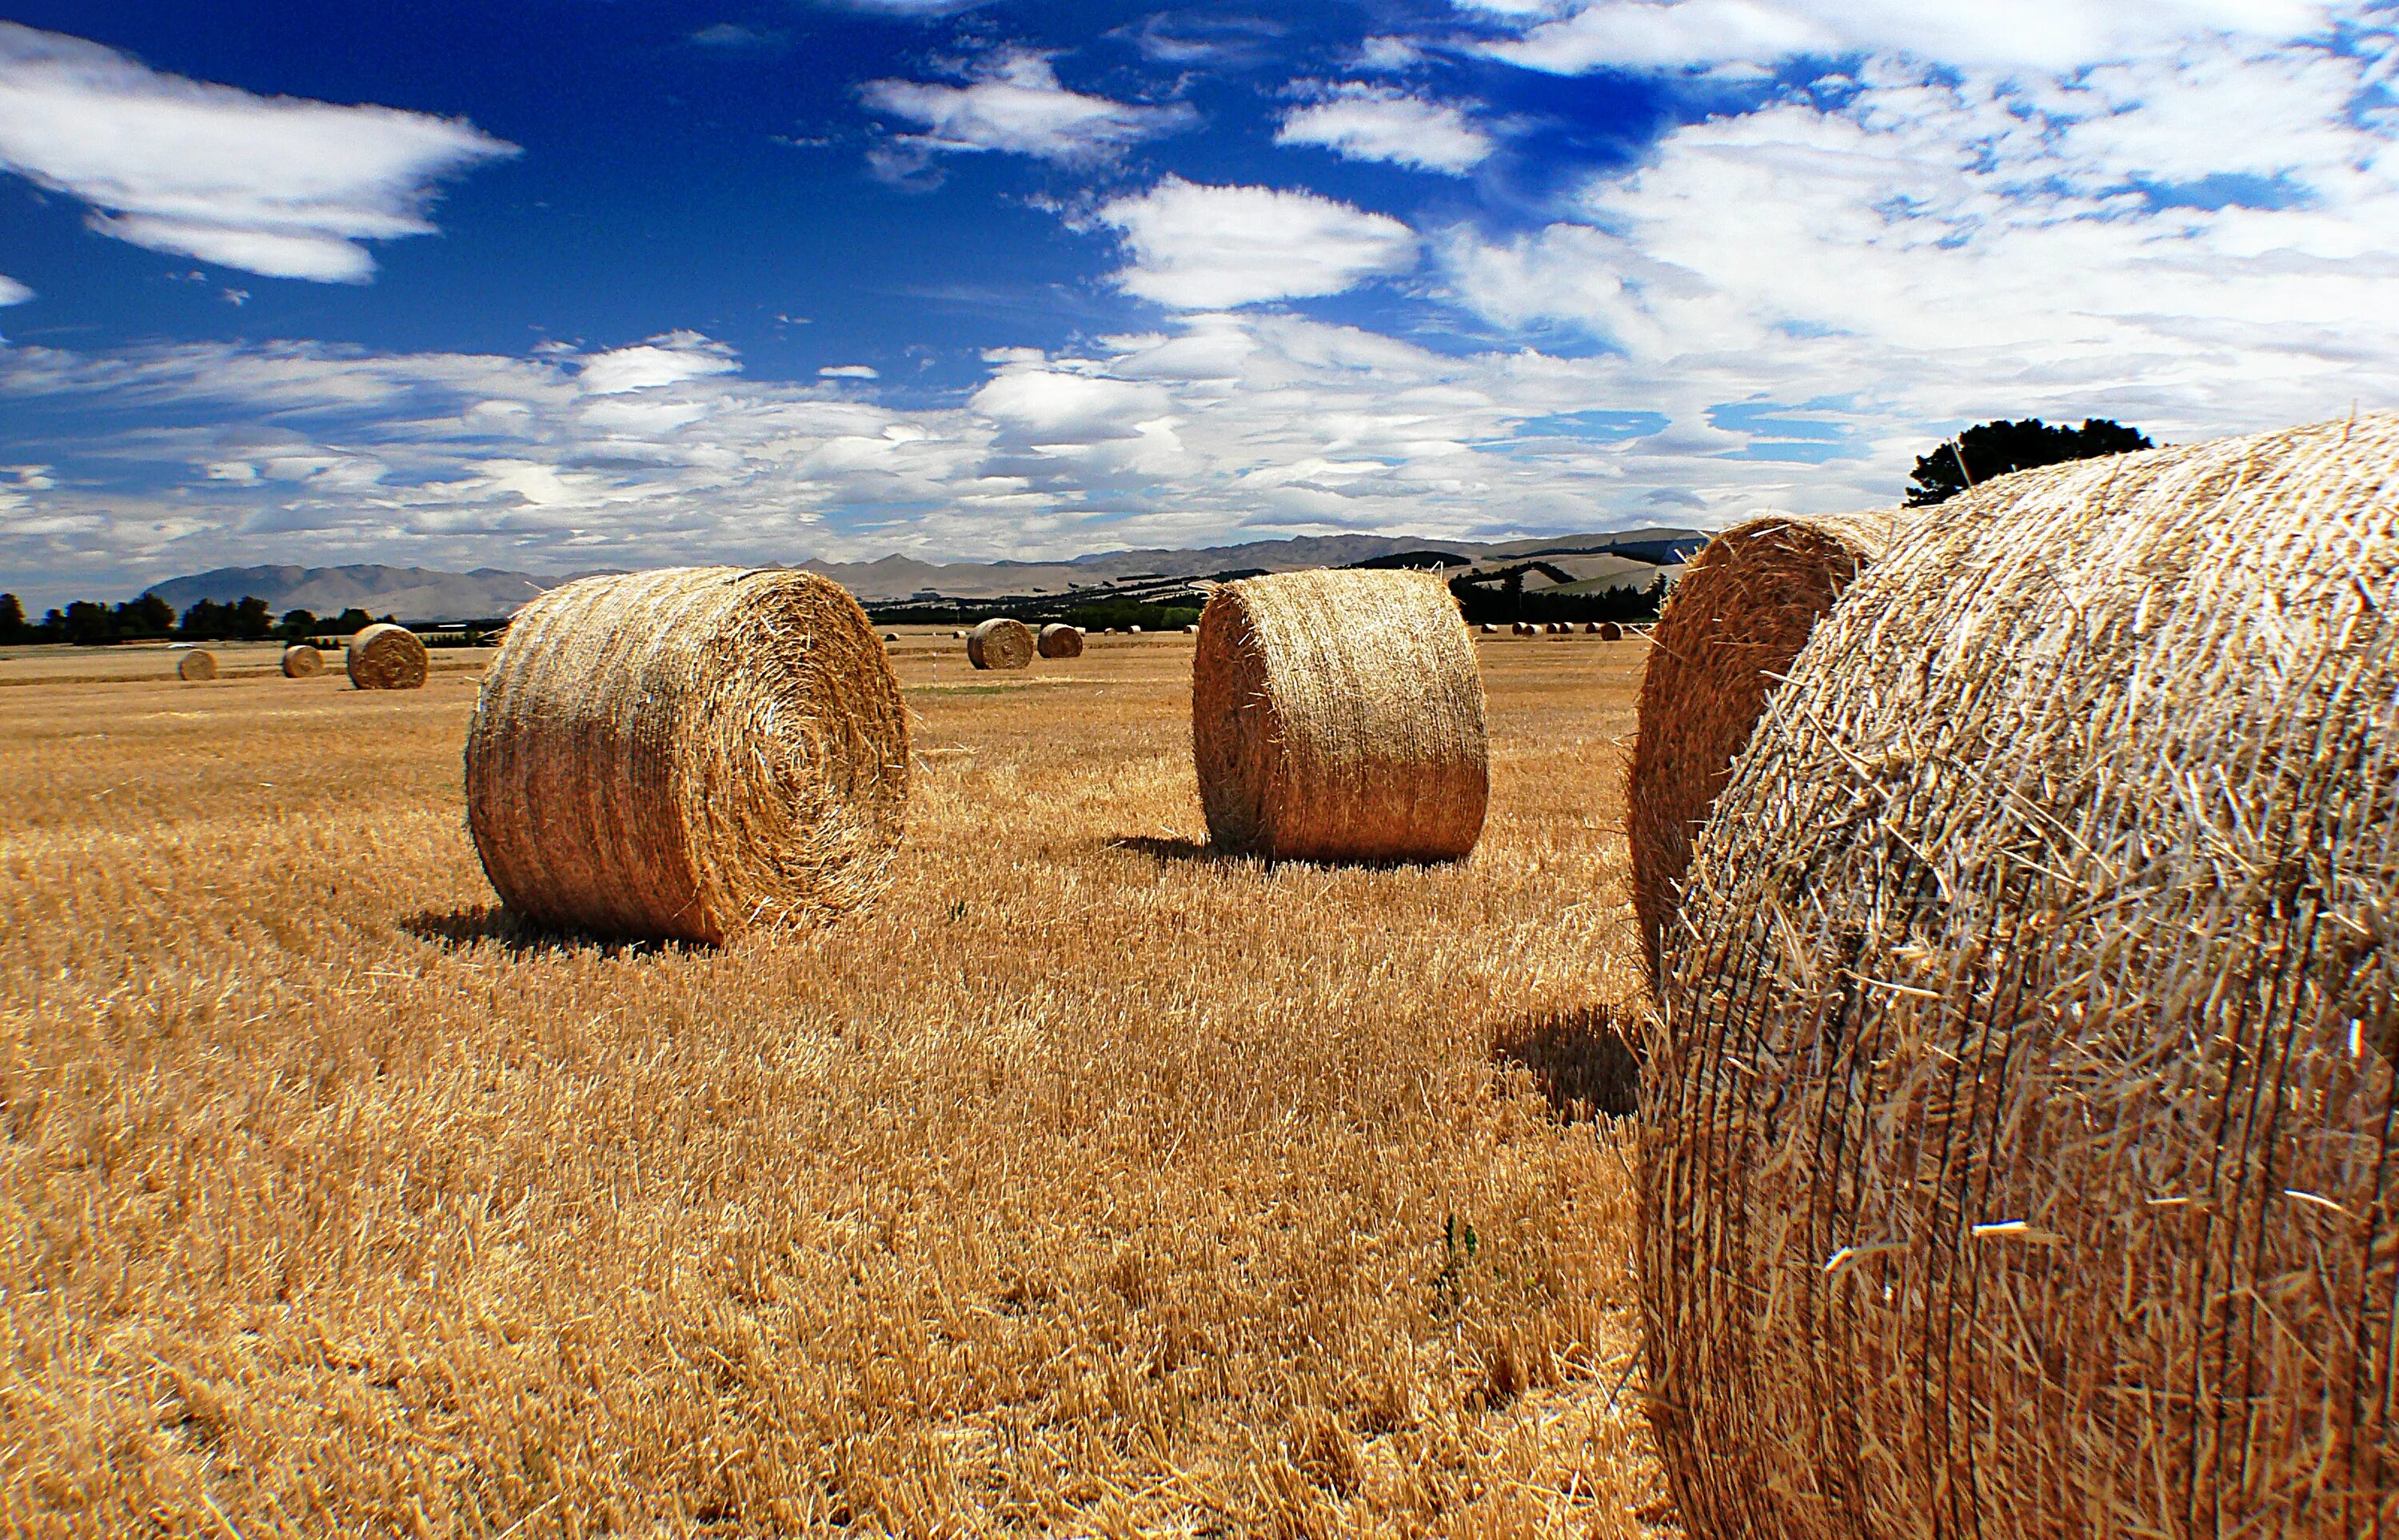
[401,904,683,959]
[1107,835,1220,864]
[1493,1003,1642,1120]
[1105,835,1468,871]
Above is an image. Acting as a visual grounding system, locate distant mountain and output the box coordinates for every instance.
[144,529,1706,620]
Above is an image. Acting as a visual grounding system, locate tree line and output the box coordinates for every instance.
[0,592,385,647]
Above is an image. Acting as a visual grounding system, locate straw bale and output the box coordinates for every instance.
[281,644,323,677]
[968,617,1035,670]
[1183,624,1198,634]
[1625,510,1895,985]
[1192,568,1487,863]
[346,623,429,690]
[1129,625,1143,634]
[464,567,909,944]
[1037,623,1084,660]
[1641,414,2399,1540]
[1596,621,1622,640]
[1480,623,1497,634]
[176,649,217,681]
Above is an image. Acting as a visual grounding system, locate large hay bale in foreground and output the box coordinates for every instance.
[281,644,323,678]
[346,623,429,690]
[1192,569,1487,863]
[1036,623,1083,659]
[968,617,1034,671]
[176,649,216,681]
[1625,511,1894,985]
[465,568,909,944]
[1642,415,2399,1540]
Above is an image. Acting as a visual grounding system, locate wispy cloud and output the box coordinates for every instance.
[860,47,1195,178]
[0,275,30,306]
[1276,85,1496,174]
[1098,178,1421,309]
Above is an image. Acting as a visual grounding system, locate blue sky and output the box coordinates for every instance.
[2,1,2396,603]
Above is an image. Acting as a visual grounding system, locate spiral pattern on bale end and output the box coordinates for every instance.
[464,567,910,944]
[1641,414,2399,1540]
[1036,623,1084,660]
[346,623,429,690]
[968,617,1035,671]
[1625,511,1896,988]
[176,649,217,681]
[281,644,322,678]
[1192,569,1487,864]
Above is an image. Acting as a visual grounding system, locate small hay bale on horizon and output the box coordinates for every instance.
[464,566,909,945]
[1597,620,1623,640]
[281,644,323,677]
[968,617,1036,670]
[1036,622,1084,659]
[1640,414,2399,1540]
[1624,510,1894,986]
[346,623,429,691]
[176,649,217,682]
[1192,568,1487,864]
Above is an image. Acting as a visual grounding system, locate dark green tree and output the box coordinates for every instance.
[232,596,273,639]
[116,593,176,636]
[279,608,319,640]
[62,600,114,645]
[0,592,23,644]
[1906,417,2152,506]
[179,598,232,639]
[332,607,373,635]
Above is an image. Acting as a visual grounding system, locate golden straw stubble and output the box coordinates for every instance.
[281,644,323,678]
[345,623,429,690]
[1036,622,1084,659]
[1192,568,1487,864]
[1642,415,2399,1540]
[1623,511,1894,987]
[464,567,910,944]
[968,617,1036,670]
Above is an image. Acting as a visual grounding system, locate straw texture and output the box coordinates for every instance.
[1625,511,1896,987]
[1037,623,1084,659]
[346,624,429,691]
[280,644,322,678]
[1640,414,2399,1540]
[464,567,910,944]
[1192,569,1487,864]
[968,618,1034,671]
[177,650,217,682]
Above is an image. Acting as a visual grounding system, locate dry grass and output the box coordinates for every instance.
[1,632,1673,1538]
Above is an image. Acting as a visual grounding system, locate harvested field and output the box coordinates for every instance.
[0,632,1671,1538]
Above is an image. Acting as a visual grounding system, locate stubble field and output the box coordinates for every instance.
[2,632,1673,1538]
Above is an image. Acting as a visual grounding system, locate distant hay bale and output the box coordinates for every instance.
[1129,624,1143,634]
[464,566,909,944]
[1641,415,2399,1540]
[1596,621,1622,640]
[952,629,968,640]
[968,617,1035,670]
[345,623,429,691]
[1192,568,1487,863]
[1183,624,1198,634]
[1479,623,1497,634]
[281,644,323,677]
[883,632,900,643]
[1036,622,1084,659]
[1625,510,1894,986]
[176,649,217,682]
[1511,621,1533,636]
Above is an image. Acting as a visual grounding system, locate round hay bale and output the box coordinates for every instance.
[1624,511,1894,987]
[464,567,908,944]
[176,648,217,681]
[1192,568,1487,863]
[1128,624,1143,634]
[280,643,323,677]
[1596,620,1622,640]
[952,628,968,640]
[1640,415,2399,1540]
[1036,622,1084,660]
[1183,623,1198,634]
[345,623,429,691]
[1479,623,1497,635]
[968,617,1035,670]
[883,632,899,643]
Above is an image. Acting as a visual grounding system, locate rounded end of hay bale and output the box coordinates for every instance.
[177,648,218,681]
[1479,623,1496,634]
[883,632,899,643]
[1182,623,1198,634]
[280,643,323,677]
[345,623,429,690]
[1191,568,1488,864]
[464,567,911,944]
[968,617,1035,670]
[1597,620,1623,641]
[1626,511,1894,988]
[1036,622,1084,660]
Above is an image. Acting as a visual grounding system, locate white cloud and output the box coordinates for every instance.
[0,274,29,305]
[1098,178,1421,309]
[1276,86,1496,174]
[577,333,740,395]
[820,364,880,378]
[0,22,516,282]
[1354,36,1430,72]
[859,49,1195,166]
[1475,0,2337,76]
